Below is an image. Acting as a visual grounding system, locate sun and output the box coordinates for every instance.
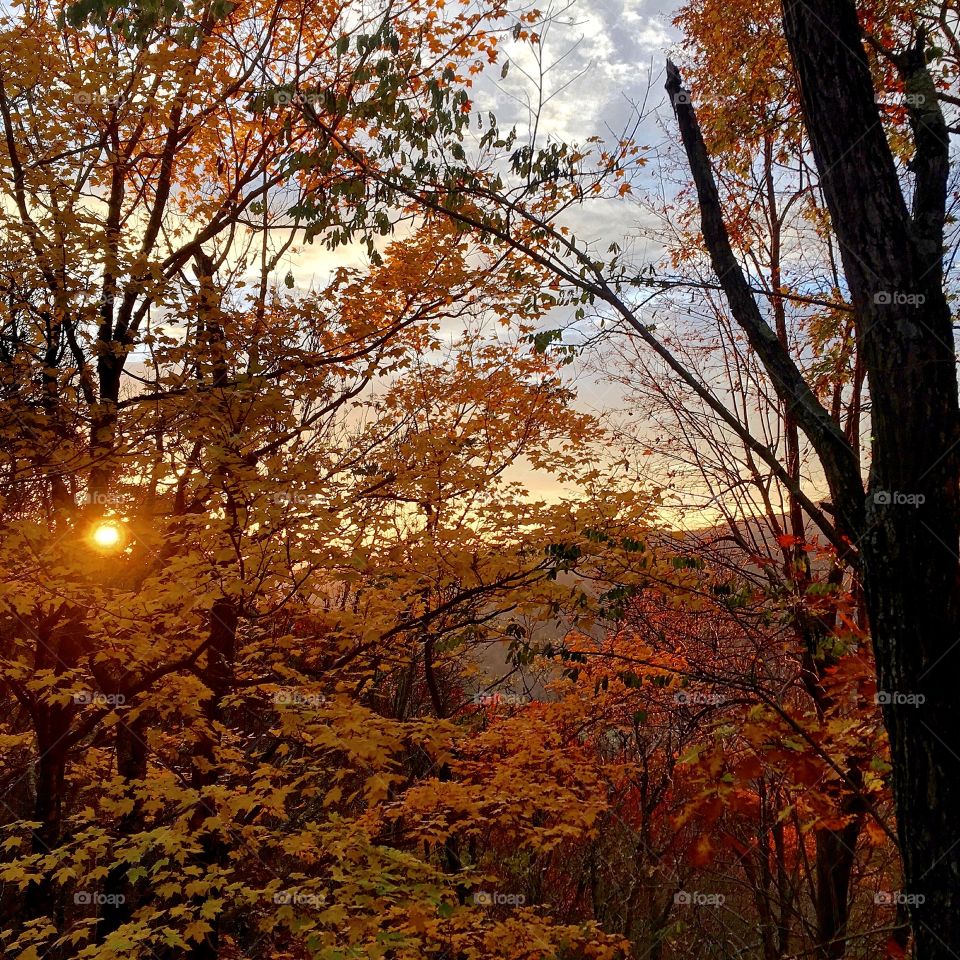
[90,522,123,549]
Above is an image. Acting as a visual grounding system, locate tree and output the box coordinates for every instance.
[6,0,959,955]
[0,1,657,957]
[280,1,960,955]
[602,3,886,951]
[665,3,960,955]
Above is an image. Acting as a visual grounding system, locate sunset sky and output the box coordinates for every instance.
[283,1,685,509]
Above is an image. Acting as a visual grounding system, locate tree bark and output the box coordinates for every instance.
[813,773,865,960]
[186,596,238,960]
[780,5,960,958]
[668,2,960,954]
[97,716,149,942]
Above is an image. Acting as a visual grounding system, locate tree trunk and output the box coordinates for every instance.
[814,788,864,960]
[97,716,149,942]
[668,2,960,953]
[187,597,238,960]
[25,719,67,923]
[780,3,960,956]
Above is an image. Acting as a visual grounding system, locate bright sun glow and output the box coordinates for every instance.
[91,523,122,549]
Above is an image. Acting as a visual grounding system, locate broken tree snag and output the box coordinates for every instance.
[664,60,864,543]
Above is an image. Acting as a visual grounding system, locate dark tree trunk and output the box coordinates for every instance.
[667,1,960,955]
[187,597,238,960]
[97,716,149,942]
[814,781,864,960]
[780,4,960,957]
[24,613,80,929]
[25,719,67,922]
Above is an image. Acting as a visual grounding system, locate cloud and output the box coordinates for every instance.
[473,0,675,147]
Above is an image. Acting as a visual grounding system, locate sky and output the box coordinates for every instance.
[478,0,677,144]
[282,0,689,511]
[475,0,683,500]
[289,0,680,285]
